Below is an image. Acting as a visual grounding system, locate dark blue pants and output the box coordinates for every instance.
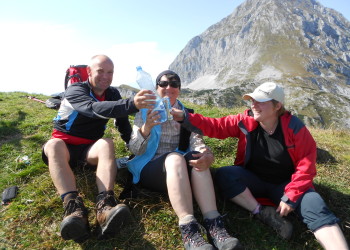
[215,165,339,232]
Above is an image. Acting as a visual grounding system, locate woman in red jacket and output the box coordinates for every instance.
[172,82,348,250]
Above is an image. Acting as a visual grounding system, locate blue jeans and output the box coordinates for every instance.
[215,165,339,232]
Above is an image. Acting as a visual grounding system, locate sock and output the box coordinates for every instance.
[60,191,78,201]
[179,214,196,226]
[252,203,261,215]
[98,191,106,196]
[98,190,114,196]
[203,210,221,220]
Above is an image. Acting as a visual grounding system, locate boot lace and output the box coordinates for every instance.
[63,197,87,217]
[206,216,231,242]
[96,192,118,214]
[180,222,207,247]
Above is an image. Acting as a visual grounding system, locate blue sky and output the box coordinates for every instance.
[0,0,349,95]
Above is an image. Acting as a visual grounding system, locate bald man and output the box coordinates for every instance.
[42,55,155,242]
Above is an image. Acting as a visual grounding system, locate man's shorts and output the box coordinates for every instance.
[42,143,92,168]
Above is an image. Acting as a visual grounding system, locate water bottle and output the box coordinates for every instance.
[136,66,172,123]
[136,66,157,92]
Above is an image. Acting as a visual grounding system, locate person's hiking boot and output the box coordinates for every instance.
[203,216,243,250]
[255,206,293,240]
[95,190,132,240]
[179,221,215,250]
[60,194,90,243]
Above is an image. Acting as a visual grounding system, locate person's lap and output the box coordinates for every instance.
[214,165,286,205]
[139,151,199,193]
[42,139,92,168]
[214,165,339,231]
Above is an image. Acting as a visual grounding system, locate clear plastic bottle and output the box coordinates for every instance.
[136,66,172,122]
[136,66,157,92]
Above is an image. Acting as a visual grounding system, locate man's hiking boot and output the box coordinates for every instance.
[203,216,243,250]
[60,195,90,243]
[95,190,132,240]
[255,206,293,240]
[179,221,215,250]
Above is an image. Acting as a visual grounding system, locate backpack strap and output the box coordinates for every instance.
[64,68,70,90]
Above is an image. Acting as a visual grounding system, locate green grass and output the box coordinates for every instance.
[0,92,349,249]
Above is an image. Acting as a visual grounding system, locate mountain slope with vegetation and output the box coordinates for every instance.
[170,0,350,129]
[0,92,349,249]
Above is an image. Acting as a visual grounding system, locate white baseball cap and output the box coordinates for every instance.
[243,82,285,104]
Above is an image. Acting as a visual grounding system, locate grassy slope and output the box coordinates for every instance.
[0,92,349,249]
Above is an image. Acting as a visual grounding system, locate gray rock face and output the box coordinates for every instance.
[169,0,350,129]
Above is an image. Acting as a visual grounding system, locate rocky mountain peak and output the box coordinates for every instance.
[169,0,350,129]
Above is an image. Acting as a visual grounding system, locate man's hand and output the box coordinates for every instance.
[133,90,156,110]
[170,108,185,121]
[276,201,294,217]
[188,148,214,171]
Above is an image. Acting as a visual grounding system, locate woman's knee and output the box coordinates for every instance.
[165,152,186,172]
[165,152,185,164]
[299,191,340,231]
[215,166,242,186]
[214,166,247,199]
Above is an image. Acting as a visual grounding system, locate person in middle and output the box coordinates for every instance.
[127,70,242,250]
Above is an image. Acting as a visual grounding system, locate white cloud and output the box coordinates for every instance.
[0,22,176,95]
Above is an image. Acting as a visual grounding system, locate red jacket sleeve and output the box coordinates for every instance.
[283,116,317,203]
[187,113,243,139]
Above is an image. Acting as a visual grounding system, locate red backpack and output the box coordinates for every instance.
[64,65,88,89]
[44,65,89,109]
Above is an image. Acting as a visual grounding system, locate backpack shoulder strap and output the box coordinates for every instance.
[64,67,70,90]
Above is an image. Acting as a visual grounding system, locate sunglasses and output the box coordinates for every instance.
[157,81,180,88]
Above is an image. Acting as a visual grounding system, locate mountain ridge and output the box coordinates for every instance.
[169,0,350,129]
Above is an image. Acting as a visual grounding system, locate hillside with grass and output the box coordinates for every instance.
[0,92,349,249]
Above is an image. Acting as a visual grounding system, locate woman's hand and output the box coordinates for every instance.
[276,201,294,217]
[188,149,215,171]
[170,108,185,121]
[140,109,161,138]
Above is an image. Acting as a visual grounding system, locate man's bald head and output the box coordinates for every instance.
[89,55,114,68]
[87,55,114,95]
